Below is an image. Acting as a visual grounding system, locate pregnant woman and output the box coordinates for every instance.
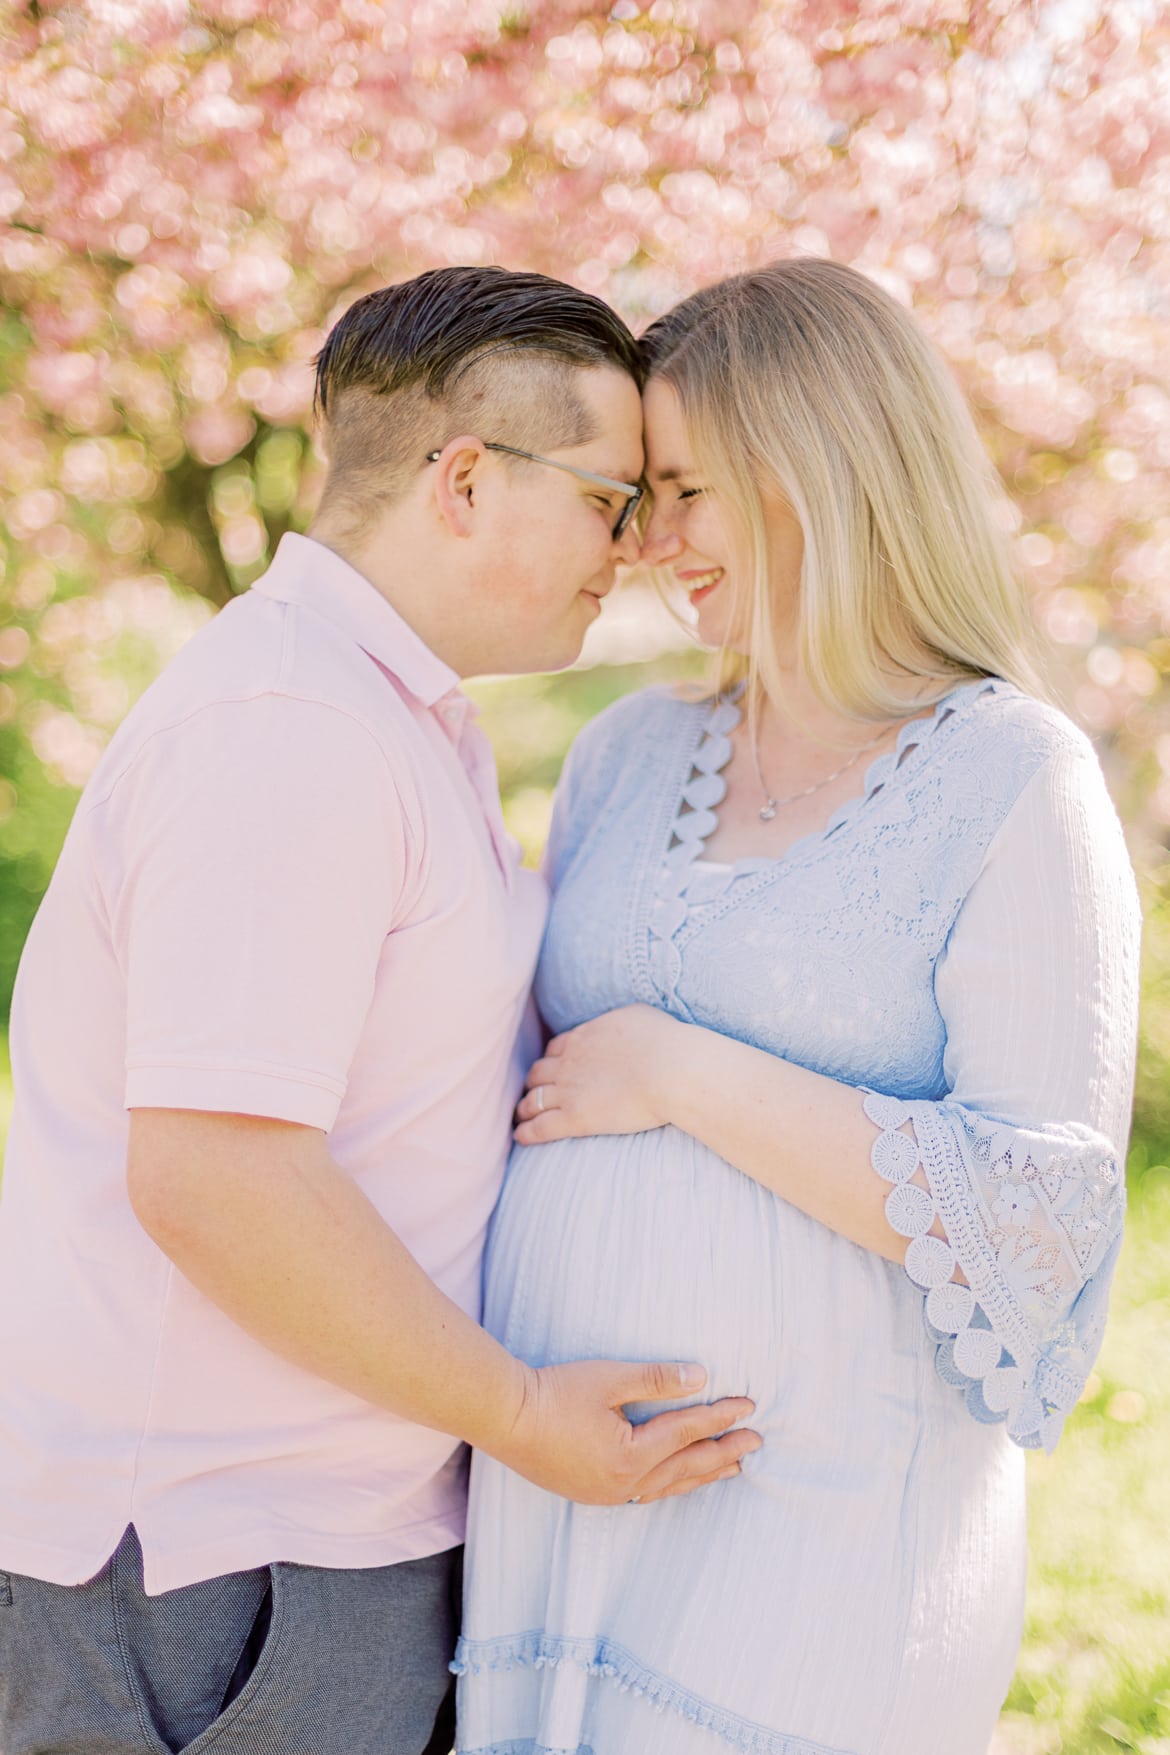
[456,259,1141,1755]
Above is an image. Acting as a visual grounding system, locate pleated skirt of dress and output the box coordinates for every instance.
[456,1128,1027,1755]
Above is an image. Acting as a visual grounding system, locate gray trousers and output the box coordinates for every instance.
[0,1526,459,1755]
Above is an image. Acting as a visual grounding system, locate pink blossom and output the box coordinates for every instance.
[0,0,1167,828]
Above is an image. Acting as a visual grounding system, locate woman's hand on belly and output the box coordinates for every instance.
[517,1002,912,1266]
[514,1004,685,1144]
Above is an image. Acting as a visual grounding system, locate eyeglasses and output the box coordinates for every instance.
[425,441,644,540]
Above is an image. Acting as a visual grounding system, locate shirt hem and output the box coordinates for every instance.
[0,1509,466,1597]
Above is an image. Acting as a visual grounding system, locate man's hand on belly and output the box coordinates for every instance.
[486,1358,761,1506]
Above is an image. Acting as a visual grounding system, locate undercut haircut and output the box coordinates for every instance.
[313,267,643,539]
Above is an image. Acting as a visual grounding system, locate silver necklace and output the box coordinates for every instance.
[750,717,890,822]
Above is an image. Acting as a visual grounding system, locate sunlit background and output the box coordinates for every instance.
[1,2,1169,1747]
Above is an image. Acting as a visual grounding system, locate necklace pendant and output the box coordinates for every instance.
[759,799,778,822]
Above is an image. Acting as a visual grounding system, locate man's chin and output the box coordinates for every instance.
[512,603,601,674]
[538,638,589,675]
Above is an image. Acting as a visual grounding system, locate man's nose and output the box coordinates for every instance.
[613,517,644,566]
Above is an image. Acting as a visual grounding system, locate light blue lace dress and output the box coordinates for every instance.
[456,679,1140,1755]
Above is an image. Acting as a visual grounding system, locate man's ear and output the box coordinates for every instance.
[430,435,487,539]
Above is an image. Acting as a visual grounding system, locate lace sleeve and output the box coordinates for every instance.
[865,744,1140,1452]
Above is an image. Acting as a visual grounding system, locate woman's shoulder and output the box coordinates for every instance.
[562,682,709,781]
[942,676,1100,777]
[880,677,1126,875]
[941,679,1134,876]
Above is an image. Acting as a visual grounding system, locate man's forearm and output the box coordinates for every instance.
[128,1107,763,1507]
[127,1109,530,1456]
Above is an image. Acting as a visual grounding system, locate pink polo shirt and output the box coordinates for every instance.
[0,533,546,1594]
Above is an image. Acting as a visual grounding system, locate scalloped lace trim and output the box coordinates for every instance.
[454,1632,852,1755]
[648,680,1004,1006]
[648,697,740,1002]
[862,1090,1123,1451]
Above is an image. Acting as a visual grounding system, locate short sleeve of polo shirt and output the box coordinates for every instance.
[109,693,409,1130]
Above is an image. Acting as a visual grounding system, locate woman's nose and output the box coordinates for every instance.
[637,517,683,567]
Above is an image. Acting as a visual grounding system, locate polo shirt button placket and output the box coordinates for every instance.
[434,697,517,889]
[435,694,466,743]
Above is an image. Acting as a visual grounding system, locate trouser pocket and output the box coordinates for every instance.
[110,1528,274,1755]
[216,1579,274,1721]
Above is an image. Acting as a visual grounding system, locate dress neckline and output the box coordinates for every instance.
[683,676,1005,880]
[647,677,1009,986]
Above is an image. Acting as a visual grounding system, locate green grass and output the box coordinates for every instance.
[994,1163,1170,1753]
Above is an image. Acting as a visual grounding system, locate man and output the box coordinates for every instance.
[0,267,758,1755]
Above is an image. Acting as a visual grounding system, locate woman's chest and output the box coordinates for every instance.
[536,805,952,1095]
[535,686,1035,1091]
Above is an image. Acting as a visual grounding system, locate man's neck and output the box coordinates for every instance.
[306,520,477,679]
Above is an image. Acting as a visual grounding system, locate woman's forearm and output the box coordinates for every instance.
[516,1004,915,1264]
[658,1022,908,1264]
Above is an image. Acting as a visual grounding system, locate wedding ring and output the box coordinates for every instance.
[533,1086,545,1112]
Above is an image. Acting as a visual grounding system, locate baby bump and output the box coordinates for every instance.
[483,1125,927,1463]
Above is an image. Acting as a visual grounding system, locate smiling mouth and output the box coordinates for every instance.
[679,567,724,603]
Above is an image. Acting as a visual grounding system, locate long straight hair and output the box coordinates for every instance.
[640,259,1050,723]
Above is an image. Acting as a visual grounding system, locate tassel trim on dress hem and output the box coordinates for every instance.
[453,1631,857,1755]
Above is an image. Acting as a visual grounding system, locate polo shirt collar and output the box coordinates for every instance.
[251,533,460,708]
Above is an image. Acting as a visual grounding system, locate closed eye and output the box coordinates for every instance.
[677,487,703,501]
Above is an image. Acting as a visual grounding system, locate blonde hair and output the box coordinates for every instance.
[640,259,1050,722]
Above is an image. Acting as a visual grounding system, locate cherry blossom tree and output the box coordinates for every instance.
[1,0,1168,1001]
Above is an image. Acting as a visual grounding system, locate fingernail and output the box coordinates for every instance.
[678,1363,706,1390]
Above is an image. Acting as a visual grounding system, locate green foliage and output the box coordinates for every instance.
[1133,891,1170,1153]
[0,712,74,1025]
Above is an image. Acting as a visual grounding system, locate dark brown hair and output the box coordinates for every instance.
[312,267,643,539]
